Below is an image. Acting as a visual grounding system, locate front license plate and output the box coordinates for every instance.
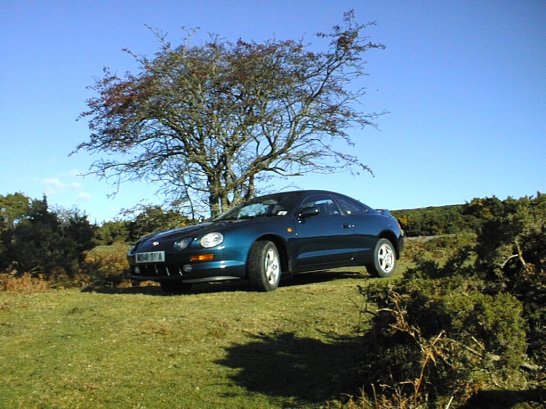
[135,251,165,263]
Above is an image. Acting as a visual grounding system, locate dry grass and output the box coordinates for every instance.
[81,243,131,286]
[0,272,51,294]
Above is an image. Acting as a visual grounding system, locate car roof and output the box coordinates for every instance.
[260,189,338,196]
[254,190,367,205]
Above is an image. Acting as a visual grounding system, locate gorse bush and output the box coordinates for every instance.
[405,194,545,364]
[0,194,95,277]
[355,193,545,408]
[403,235,476,280]
[360,279,527,407]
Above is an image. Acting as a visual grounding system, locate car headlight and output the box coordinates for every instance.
[200,232,224,248]
[173,237,193,251]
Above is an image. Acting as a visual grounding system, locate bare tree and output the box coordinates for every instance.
[75,11,384,217]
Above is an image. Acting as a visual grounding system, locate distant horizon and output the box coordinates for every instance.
[3,188,544,225]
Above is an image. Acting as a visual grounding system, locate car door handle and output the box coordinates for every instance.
[343,224,355,229]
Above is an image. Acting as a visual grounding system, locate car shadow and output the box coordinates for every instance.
[82,270,370,296]
[215,331,546,407]
[282,270,369,288]
[215,331,366,405]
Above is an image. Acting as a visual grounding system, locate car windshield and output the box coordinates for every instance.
[216,193,298,221]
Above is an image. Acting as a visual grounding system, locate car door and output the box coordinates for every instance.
[292,194,354,271]
[332,194,378,264]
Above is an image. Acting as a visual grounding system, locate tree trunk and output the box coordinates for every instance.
[245,175,255,201]
[208,189,221,218]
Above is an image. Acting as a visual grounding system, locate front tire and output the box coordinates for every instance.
[367,238,397,278]
[248,240,281,291]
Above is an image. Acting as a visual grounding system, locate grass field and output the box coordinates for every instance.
[0,267,404,409]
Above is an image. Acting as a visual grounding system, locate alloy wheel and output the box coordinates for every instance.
[378,243,395,273]
[264,247,280,284]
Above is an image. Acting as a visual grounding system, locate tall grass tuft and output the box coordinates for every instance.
[0,272,51,294]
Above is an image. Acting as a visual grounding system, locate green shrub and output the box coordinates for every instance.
[403,233,476,270]
[404,194,545,367]
[359,279,527,406]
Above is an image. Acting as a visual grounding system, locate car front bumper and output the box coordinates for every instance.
[128,255,247,284]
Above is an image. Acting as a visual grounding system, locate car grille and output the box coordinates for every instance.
[133,264,184,278]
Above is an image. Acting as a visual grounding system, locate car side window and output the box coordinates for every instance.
[238,203,269,218]
[300,195,341,217]
[335,196,368,215]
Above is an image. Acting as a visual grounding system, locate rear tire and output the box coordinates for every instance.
[367,238,397,278]
[160,281,192,294]
[248,240,281,291]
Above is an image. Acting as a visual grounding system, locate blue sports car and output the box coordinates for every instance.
[128,190,404,293]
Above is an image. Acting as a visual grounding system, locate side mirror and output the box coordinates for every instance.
[298,206,320,219]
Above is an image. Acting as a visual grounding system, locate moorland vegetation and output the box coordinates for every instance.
[0,192,544,408]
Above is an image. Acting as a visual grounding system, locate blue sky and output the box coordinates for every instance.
[1,0,544,222]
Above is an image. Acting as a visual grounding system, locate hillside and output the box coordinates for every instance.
[392,203,477,237]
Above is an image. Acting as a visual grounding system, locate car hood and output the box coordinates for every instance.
[139,222,222,244]
[146,223,213,240]
[137,219,250,243]
[132,222,215,253]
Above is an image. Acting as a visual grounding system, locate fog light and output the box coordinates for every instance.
[174,237,193,251]
[134,266,141,274]
[190,254,214,262]
[183,264,192,273]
